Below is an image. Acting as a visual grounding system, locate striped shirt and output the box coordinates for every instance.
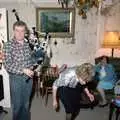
[3,39,34,74]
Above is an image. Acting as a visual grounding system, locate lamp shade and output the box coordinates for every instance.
[102,32,120,48]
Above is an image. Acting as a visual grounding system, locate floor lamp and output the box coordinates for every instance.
[102,31,120,57]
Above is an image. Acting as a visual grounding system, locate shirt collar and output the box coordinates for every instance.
[12,39,28,46]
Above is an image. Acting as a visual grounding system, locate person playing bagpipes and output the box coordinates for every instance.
[52,63,96,120]
[3,20,45,120]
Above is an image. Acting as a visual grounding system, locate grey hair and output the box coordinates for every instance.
[76,63,94,82]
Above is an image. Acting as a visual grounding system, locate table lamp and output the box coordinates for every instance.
[102,31,120,57]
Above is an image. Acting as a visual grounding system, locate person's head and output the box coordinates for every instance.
[76,63,94,85]
[13,21,28,41]
[100,55,109,65]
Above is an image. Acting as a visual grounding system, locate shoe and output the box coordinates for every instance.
[99,103,108,107]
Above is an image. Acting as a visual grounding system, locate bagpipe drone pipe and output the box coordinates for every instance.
[26,32,53,83]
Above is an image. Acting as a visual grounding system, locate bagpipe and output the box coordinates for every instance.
[12,9,53,82]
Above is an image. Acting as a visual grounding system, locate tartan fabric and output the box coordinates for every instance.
[3,39,34,74]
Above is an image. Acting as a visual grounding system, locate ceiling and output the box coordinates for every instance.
[0,0,57,3]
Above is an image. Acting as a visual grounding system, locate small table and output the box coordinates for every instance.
[109,100,120,120]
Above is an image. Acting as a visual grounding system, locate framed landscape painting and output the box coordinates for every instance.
[36,8,75,37]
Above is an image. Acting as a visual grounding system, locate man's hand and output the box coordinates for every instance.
[23,68,34,78]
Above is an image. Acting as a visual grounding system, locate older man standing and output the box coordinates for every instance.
[3,21,34,120]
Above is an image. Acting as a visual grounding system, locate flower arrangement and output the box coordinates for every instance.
[58,0,100,19]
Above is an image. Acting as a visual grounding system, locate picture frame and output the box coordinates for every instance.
[36,8,75,38]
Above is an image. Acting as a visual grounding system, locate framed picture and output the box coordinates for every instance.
[36,8,75,37]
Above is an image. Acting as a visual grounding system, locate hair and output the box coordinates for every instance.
[76,63,94,82]
[13,20,28,31]
[100,55,109,63]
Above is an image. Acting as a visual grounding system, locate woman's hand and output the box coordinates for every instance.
[52,86,60,112]
[87,93,94,102]
[84,88,94,102]
[53,99,58,110]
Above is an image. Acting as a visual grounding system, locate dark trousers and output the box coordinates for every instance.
[9,74,33,120]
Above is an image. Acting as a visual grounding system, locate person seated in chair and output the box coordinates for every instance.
[52,63,95,120]
[95,55,117,107]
